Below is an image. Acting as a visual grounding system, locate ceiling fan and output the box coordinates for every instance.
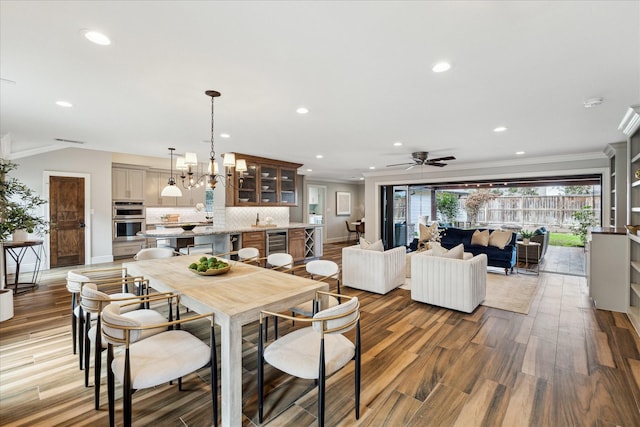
[386,151,456,170]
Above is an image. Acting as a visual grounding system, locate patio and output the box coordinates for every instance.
[539,244,586,276]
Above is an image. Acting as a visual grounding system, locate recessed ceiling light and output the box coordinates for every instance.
[83,30,111,46]
[296,107,309,114]
[56,101,73,108]
[306,168,312,172]
[493,126,507,132]
[315,154,323,159]
[220,133,230,139]
[516,151,525,155]
[432,62,451,73]
[393,141,403,147]
[360,177,364,180]
[369,166,375,170]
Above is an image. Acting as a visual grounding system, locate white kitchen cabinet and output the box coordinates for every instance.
[112,167,145,200]
[309,186,319,204]
[145,169,205,207]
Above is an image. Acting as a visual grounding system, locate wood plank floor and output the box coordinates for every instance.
[1,242,639,426]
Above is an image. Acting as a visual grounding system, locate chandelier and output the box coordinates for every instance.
[174,90,247,190]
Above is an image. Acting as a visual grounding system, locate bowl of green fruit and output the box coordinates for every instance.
[188,256,232,276]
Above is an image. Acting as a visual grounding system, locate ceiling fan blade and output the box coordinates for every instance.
[427,162,447,167]
[427,155,456,162]
[405,164,418,171]
[386,162,416,167]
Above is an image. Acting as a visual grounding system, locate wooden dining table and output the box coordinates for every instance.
[124,254,328,426]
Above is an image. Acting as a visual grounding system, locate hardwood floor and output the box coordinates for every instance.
[1,242,639,426]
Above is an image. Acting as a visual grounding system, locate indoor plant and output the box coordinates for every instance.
[0,159,49,240]
[520,229,534,244]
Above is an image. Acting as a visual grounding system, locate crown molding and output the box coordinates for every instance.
[618,105,640,136]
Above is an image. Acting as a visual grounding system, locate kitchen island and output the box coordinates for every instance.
[138,223,323,260]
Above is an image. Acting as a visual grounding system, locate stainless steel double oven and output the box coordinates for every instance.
[112,201,145,241]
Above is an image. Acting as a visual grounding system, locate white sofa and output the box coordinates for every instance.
[342,245,406,294]
[410,250,487,313]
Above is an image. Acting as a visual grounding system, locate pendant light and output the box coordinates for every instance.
[161,147,183,197]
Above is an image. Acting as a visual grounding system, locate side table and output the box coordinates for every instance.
[2,240,44,294]
[516,241,541,275]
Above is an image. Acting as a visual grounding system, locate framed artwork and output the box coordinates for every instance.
[336,191,351,216]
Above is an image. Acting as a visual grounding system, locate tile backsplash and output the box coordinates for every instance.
[145,206,289,228]
[225,207,289,228]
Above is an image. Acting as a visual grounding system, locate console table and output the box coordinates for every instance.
[2,240,44,294]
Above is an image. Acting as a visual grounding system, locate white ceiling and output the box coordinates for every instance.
[1,1,639,181]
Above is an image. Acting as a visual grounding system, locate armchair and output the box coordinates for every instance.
[342,244,406,294]
[411,251,487,313]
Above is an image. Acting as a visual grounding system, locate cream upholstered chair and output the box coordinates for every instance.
[67,267,133,369]
[134,247,179,260]
[81,283,173,409]
[342,244,406,294]
[410,250,487,313]
[215,247,260,264]
[258,291,360,426]
[290,260,341,317]
[102,296,217,427]
[265,252,293,271]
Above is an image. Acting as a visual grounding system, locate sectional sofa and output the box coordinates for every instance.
[439,227,517,274]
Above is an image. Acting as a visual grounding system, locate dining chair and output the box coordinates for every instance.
[258,291,360,426]
[259,253,294,339]
[67,267,133,369]
[215,247,260,264]
[345,221,358,242]
[289,260,341,317]
[81,283,174,409]
[101,296,218,427]
[134,247,180,260]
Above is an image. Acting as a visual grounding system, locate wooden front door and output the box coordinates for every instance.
[50,176,85,267]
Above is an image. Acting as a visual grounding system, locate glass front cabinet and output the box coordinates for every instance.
[226,154,301,207]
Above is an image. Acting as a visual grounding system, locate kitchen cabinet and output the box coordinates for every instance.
[242,230,266,265]
[226,154,302,207]
[309,186,319,204]
[288,228,306,262]
[145,169,205,207]
[112,166,145,200]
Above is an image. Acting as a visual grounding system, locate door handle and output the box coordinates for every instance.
[79,222,85,228]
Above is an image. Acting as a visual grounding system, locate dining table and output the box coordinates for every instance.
[124,254,329,426]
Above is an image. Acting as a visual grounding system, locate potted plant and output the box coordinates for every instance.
[570,205,597,248]
[0,159,49,241]
[520,229,534,244]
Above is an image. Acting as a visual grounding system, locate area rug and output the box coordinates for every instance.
[482,273,539,314]
[399,273,538,315]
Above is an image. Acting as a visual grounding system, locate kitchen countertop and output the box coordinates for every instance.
[138,222,322,238]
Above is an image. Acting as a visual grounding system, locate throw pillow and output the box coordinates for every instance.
[471,229,489,246]
[419,222,438,242]
[430,241,448,256]
[436,243,464,259]
[359,237,384,252]
[489,230,512,249]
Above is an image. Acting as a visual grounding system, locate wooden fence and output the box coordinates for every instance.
[455,195,601,229]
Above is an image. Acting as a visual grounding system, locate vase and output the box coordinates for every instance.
[12,230,28,241]
[523,238,530,244]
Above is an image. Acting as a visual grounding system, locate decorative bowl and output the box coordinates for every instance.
[261,172,269,177]
[262,198,270,203]
[181,224,196,231]
[281,176,288,180]
[239,198,249,202]
[190,265,231,276]
[262,186,269,190]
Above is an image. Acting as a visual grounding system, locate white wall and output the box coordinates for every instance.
[305,179,365,243]
[11,147,114,265]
